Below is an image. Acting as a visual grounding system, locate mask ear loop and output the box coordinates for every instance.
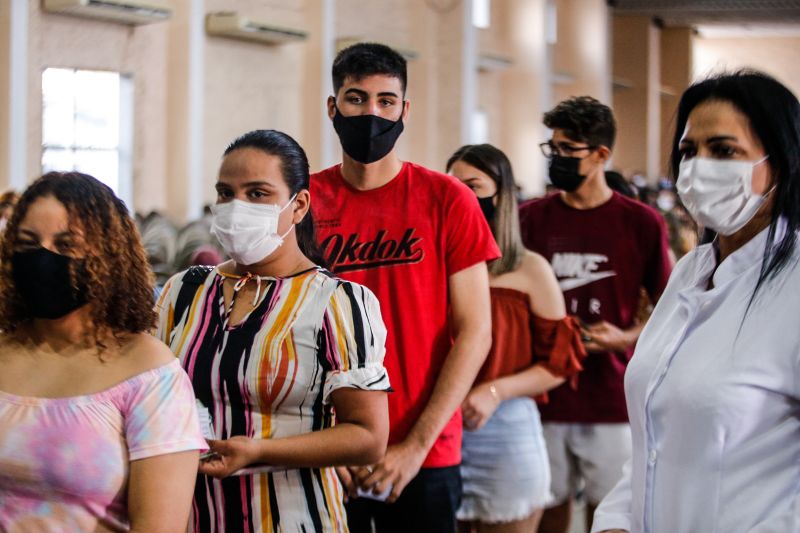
[277,194,298,242]
[753,155,775,199]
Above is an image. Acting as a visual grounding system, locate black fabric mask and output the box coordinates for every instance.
[332,105,405,164]
[549,155,587,192]
[11,248,88,319]
[478,195,496,222]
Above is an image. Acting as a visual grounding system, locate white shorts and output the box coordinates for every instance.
[543,422,631,506]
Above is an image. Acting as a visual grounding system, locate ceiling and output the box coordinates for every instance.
[610,0,800,26]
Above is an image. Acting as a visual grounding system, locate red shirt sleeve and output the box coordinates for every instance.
[443,180,501,276]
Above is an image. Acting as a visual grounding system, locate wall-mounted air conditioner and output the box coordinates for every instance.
[336,38,419,61]
[42,0,172,25]
[205,12,308,45]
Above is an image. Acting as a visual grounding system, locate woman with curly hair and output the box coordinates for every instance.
[0,172,207,532]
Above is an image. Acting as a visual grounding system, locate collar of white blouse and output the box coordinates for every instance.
[685,217,788,292]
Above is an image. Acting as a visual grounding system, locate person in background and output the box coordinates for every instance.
[0,171,205,532]
[157,129,390,532]
[519,96,672,533]
[447,144,586,533]
[604,171,637,199]
[0,190,19,233]
[593,70,800,533]
[311,42,499,533]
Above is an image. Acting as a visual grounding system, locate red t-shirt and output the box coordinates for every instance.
[519,192,672,423]
[311,162,500,467]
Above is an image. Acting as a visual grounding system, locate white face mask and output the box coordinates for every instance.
[656,192,676,212]
[676,156,770,236]
[210,195,296,265]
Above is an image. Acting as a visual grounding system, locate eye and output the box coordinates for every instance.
[380,98,395,107]
[710,144,738,159]
[13,238,38,251]
[678,145,696,160]
[216,189,233,200]
[55,240,76,255]
[247,190,269,200]
[346,95,364,104]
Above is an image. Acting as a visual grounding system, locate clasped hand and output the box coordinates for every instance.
[581,320,632,353]
[336,440,427,503]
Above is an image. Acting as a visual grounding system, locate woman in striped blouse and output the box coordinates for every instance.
[156,129,391,533]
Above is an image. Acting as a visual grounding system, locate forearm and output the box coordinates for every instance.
[624,320,646,346]
[491,364,565,401]
[252,422,385,468]
[404,326,492,452]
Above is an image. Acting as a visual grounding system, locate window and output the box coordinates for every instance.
[42,68,133,207]
[472,0,491,29]
[472,108,489,144]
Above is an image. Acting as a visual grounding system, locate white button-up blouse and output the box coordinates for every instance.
[592,223,800,533]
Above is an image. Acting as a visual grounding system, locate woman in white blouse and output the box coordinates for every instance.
[593,70,800,533]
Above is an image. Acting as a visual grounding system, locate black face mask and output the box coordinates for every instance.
[549,155,587,192]
[332,104,405,164]
[11,248,89,320]
[478,195,496,222]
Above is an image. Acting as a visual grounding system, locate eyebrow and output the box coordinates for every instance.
[17,228,74,239]
[680,135,738,144]
[344,88,400,99]
[215,181,277,189]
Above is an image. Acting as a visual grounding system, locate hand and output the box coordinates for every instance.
[198,436,259,478]
[356,440,428,503]
[461,383,501,431]
[335,466,361,501]
[582,320,632,352]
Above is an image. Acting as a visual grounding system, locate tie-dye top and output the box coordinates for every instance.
[155,266,390,533]
[0,359,207,532]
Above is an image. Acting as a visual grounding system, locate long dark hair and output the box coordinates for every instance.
[224,130,326,267]
[670,70,800,298]
[447,144,524,275]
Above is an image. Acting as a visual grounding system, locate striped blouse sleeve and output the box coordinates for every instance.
[154,273,181,345]
[320,281,391,404]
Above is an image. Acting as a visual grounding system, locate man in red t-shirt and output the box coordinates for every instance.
[310,43,500,532]
[519,97,672,533]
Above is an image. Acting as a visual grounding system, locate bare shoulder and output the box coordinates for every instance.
[520,250,565,319]
[118,333,177,374]
[520,250,555,278]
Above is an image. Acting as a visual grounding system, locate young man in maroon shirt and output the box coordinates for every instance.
[519,97,672,533]
[310,43,500,532]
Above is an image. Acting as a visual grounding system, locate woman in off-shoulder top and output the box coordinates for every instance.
[447,144,586,532]
[0,171,206,532]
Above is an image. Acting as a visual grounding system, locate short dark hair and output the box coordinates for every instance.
[224,130,326,267]
[669,70,800,295]
[605,170,637,198]
[544,96,616,150]
[332,42,407,95]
